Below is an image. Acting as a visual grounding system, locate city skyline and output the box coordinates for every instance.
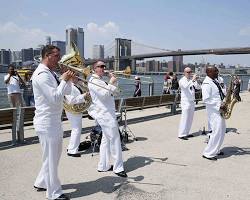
[0,0,250,66]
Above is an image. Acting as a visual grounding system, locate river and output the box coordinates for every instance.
[0,72,250,109]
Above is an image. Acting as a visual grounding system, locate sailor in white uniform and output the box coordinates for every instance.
[88,61,127,178]
[64,77,90,157]
[32,45,74,200]
[207,75,226,134]
[178,67,200,140]
[202,66,226,160]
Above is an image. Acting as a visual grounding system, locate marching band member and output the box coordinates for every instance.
[32,45,74,200]
[88,61,127,178]
[207,75,226,134]
[64,76,90,157]
[202,66,226,160]
[178,67,200,140]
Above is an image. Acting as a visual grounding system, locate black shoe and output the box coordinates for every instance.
[67,153,81,157]
[217,151,224,156]
[34,185,46,192]
[55,194,70,200]
[202,155,217,161]
[98,165,113,172]
[178,136,188,140]
[187,134,194,138]
[78,141,91,151]
[115,171,128,178]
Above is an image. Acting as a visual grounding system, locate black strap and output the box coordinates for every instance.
[74,84,83,94]
[12,76,19,81]
[190,85,195,90]
[213,80,225,100]
[49,70,60,86]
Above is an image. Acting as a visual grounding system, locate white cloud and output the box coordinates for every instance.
[239,26,250,36]
[0,21,121,58]
[0,22,57,50]
[84,21,121,58]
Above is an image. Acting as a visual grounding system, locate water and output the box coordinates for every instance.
[1,73,250,109]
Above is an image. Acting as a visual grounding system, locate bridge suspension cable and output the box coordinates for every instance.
[132,41,173,52]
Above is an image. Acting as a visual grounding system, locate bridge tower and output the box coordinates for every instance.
[115,38,132,71]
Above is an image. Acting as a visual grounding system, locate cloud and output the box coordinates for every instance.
[239,26,250,36]
[0,21,121,58]
[84,21,121,58]
[0,21,56,50]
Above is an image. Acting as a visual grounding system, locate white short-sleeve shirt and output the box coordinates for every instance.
[4,74,21,94]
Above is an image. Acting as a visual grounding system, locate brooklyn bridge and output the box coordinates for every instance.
[85,38,250,71]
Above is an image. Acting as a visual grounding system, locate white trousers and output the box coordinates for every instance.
[34,128,63,199]
[178,103,195,137]
[96,117,124,173]
[207,108,212,132]
[66,112,82,154]
[203,109,226,158]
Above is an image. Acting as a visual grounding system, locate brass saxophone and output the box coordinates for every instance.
[220,75,238,119]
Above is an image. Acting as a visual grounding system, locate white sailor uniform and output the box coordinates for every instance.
[178,76,200,138]
[64,83,86,154]
[202,76,226,158]
[88,74,124,173]
[32,63,72,199]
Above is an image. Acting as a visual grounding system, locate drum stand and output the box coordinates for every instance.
[120,105,137,142]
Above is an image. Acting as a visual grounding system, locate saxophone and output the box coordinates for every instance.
[220,75,238,119]
[59,42,92,114]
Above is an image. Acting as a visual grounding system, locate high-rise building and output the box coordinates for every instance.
[21,48,34,62]
[145,60,159,72]
[52,41,66,56]
[46,36,51,45]
[0,49,11,65]
[11,51,22,62]
[66,27,84,59]
[33,48,41,57]
[168,61,176,72]
[92,45,104,59]
[173,49,183,72]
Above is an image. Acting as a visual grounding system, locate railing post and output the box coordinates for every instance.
[17,107,25,143]
[171,94,177,115]
[11,109,17,145]
[148,81,154,96]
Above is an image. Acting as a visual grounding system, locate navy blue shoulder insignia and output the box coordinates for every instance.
[38,71,48,75]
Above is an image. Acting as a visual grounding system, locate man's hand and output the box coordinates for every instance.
[84,92,91,100]
[61,70,75,81]
[109,73,117,84]
[220,103,227,111]
[192,74,198,81]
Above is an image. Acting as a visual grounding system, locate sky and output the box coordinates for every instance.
[0,0,250,66]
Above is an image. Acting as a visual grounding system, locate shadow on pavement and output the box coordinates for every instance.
[218,146,250,159]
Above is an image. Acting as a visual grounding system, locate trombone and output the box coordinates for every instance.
[58,62,113,92]
[104,66,154,84]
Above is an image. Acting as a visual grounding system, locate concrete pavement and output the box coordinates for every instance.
[0,92,250,200]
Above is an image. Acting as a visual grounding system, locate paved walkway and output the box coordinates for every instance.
[0,92,250,200]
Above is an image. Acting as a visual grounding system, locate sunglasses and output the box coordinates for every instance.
[98,65,106,68]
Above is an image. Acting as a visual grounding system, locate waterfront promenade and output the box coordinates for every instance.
[0,92,250,200]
